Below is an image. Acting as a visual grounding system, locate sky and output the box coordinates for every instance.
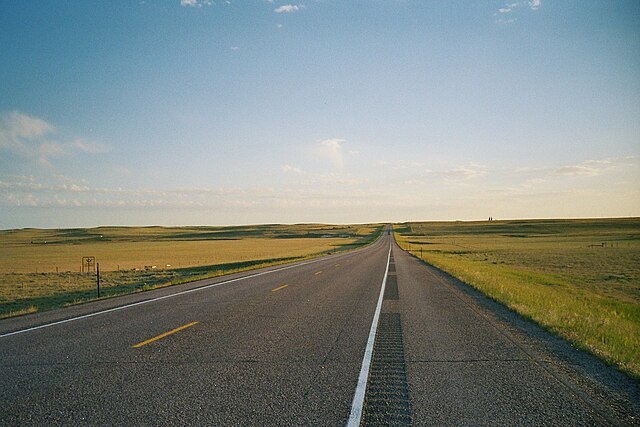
[0,0,639,229]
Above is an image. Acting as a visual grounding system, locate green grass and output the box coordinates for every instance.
[0,223,383,318]
[394,218,640,379]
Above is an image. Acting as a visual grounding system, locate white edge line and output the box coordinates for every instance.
[346,243,391,426]
[0,249,364,339]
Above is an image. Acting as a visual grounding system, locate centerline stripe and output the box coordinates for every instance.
[0,246,377,339]
[347,243,392,427]
[132,321,199,348]
[271,284,288,292]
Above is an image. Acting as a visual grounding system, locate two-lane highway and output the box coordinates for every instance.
[1,233,391,425]
[388,239,639,426]
[1,228,638,425]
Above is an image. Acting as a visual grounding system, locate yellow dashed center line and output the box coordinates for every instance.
[315,271,323,275]
[132,321,199,348]
[271,284,289,292]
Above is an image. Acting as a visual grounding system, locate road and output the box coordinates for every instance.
[1,228,638,425]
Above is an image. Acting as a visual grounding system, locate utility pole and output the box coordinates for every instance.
[97,263,101,297]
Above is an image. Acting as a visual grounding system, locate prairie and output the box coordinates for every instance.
[394,218,640,378]
[1,224,382,318]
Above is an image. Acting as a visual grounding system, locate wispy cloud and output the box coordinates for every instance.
[494,1,540,23]
[554,165,600,177]
[0,111,55,155]
[315,138,346,169]
[180,0,213,8]
[0,174,373,211]
[404,163,488,182]
[70,139,109,154]
[0,111,108,165]
[2,153,637,224]
[281,164,304,174]
[553,159,616,177]
[440,165,488,180]
[275,4,301,13]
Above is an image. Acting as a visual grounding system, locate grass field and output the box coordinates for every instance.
[0,224,382,318]
[394,218,640,379]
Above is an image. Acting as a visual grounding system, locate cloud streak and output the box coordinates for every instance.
[0,111,108,165]
[180,0,213,7]
[0,111,55,156]
[494,1,540,22]
[0,175,375,211]
[1,152,637,226]
[274,4,301,13]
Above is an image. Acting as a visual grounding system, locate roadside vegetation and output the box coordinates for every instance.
[0,224,382,318]
[394,218,640,379]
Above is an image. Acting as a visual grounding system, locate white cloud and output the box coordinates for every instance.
[275,4,300,13]
[551,157,636,177]
[0,111,55,155]
[5,111,54,140]
[0,111,108,165]
[555,159,614,177]
[281,164,304,174]
[180,0,213,8]
[495,2,518,15]
[2,152,638,226]
[499,157,637,180]
[554,165,600,176]
[529,0,541,10]
[495,1,539,22]
[0,174,372,211]
[418,164,487,181]
[315,173,366,186]
[316,138,346,169]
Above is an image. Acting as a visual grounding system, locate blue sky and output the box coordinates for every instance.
[1,1,638,228]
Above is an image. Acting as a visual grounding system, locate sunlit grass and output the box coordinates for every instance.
[394,218,640,378]
[0,224,382,318]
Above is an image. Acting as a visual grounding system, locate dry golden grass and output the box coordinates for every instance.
[0,224,382,318]
[0,238,354,273]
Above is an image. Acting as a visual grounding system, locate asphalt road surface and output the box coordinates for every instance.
[1,229,638,425]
